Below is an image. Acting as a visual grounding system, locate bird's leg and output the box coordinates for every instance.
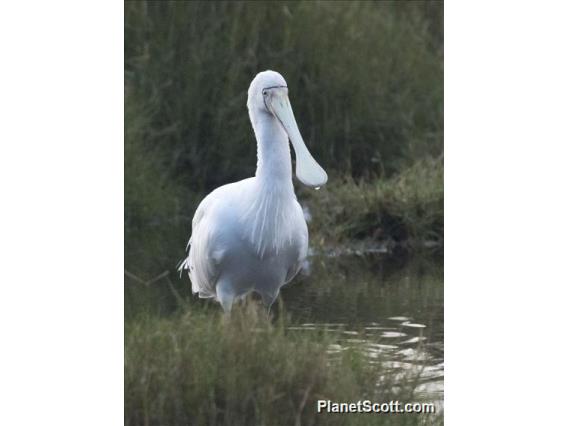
[261,290,279,315]
[216,279,235,313]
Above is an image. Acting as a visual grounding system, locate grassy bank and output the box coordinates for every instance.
[125,304,441,426]
[302,157,443,251]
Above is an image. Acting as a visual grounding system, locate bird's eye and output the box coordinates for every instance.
[262,90,268,96]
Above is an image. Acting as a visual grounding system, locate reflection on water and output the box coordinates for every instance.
[282,254,443,408]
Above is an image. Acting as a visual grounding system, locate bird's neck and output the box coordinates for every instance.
[251,111,294,191]
[243,110,298,258]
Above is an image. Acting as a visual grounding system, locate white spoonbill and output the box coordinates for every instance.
[179,70,327,312]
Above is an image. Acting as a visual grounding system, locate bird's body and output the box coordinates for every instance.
[181,176,307,310]
[179,71,327,311]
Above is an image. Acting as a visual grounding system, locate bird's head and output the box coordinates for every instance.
[247,70,327,189]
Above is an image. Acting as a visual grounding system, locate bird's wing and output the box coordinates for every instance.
[178,192,222,298]
[179,179,254,299]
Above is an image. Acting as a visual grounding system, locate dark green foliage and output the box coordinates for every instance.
[125,0,443,187]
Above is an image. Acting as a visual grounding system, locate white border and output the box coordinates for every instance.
[446,1,568,424]
[0,2,123,425]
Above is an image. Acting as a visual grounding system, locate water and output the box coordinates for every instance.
[282,254,444,408]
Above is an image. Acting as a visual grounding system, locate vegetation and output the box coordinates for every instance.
[125,303,441,426]
[303,157,443,250]
[125,1,443,187]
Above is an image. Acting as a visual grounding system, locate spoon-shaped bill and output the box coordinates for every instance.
[269,93,328,188]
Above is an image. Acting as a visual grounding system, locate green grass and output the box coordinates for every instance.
[302,157,443,250]
[125,303,441,426]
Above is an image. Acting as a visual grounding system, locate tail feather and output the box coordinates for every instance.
[177,256,190,278]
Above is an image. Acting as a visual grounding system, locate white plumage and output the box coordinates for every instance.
[179,71,327,311]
